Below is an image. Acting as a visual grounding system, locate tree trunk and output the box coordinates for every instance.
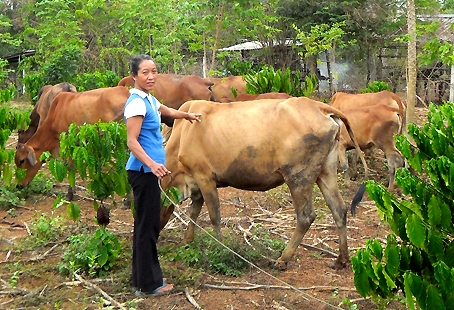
[406,0,417,134]
[209,3,225,73]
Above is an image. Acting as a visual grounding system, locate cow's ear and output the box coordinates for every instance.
[27,151,37,166]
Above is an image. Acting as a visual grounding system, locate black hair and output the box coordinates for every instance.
[129,54,154,75]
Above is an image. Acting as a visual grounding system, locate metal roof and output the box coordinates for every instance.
[418,14,454,42]
[218,39,300,51]
[3,49,36,63]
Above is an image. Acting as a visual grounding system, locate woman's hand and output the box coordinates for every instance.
[185,112,201,123]
[149,162,171,180]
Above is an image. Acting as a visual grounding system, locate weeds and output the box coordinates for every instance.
[24,212,66,246]
[58,227,121,278]
[161,225,286,277]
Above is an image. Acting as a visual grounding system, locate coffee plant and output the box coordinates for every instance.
[351,103,454,309]
[0,105,30,186]
[58,227,121,277]
[47,121,130,221]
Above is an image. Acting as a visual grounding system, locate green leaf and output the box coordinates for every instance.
[427,229,444,257]
[382,268,397,290]
[427,195,441,226]
[369,239,383,260]
[385,243,400,277]
[353,263,371,297]
[444,242,454,268]
[66,201,80,221]
[68,169,76,188]
[404,273,417,310]
[440,202,453,232]
[426,285,446,310]
[97,245,108,267]
[406,214,426,248]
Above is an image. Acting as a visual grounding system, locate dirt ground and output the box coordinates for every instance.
[0,107,429,310]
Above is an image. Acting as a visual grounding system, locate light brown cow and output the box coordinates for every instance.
[218,92,293,102]
[118,74,214,126]
[330,90,406,134]
[18,82,77,144]
[160,98,367,270]
[15,86,130,193]
[206,76,247,102]
[338,104,404,192]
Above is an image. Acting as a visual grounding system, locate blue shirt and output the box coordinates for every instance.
[124,89,165,172]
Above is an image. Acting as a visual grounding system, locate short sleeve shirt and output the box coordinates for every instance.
[124,88,165,171]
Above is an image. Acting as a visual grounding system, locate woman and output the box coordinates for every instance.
[124,54,201,297]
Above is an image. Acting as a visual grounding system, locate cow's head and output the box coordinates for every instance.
[15,143,42,186]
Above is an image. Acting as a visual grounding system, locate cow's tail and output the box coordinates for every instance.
[325,105,369,216]
[344,120,369,216]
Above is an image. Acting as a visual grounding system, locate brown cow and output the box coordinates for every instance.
[206,76,247,101]
[338,104,404,192]
[219,92,293,102]
[160,98,367,270]
[118,74,214,126]
[18,82,77,144]
[15,86,130,194]
[330,90,406,134]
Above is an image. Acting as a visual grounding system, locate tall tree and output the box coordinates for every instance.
[407,0,417,129]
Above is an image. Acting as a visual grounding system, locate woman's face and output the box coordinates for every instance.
[134,59,158,93]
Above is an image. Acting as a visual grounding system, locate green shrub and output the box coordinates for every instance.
[0,84,16,104]
[216,51,260,76]
[244,66,316,97]
[351,103,454,309]
[0,106,31,187]
[163,226,285,276]
[71,70,121,91]
[25,212,66,246]
[22,73,44,104]
[360,81,390,93]
[58,228,121,277]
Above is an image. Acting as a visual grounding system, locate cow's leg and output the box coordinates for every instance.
[276,181,316,270]
[190,175,222,239]
[350,150,359,180]
[338,144,350,185]
[183,189,205,243]
[160,204,175,231]
[384,150,405,192]
[316,147,350,269]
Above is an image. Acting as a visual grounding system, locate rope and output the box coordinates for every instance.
[159,181,345,310]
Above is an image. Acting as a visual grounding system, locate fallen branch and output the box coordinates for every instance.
[184,287,201,309]
[53,278,112,290]
[301,243,338,258]
[204,281,356,292]
[23,221,31,235]
[73,273,126,310]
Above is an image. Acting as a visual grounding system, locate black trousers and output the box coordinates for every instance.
[128,169,164,292]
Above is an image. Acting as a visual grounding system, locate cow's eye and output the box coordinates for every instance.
[19,159,25,165]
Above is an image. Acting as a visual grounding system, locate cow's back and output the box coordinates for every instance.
[18,83,78,144]
[154,74,210,109]
[331,91,404,113]
[168,98,341,190]
[234,92,292,101]
[36,82,78,125]
[44,86,129,133]
[340,104,402,149]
